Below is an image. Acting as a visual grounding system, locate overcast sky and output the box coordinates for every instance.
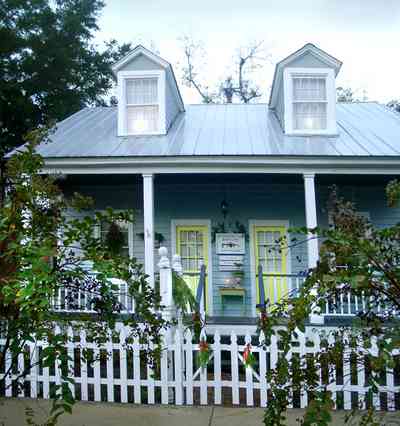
[95,0,400,104]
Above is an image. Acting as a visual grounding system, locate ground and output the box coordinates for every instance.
[2,399,400,426]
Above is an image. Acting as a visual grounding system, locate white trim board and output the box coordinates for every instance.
[41,156,400,176]
[170,219,213,315]
[248,220,291,317]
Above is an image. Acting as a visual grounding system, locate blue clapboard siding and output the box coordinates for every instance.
[63,178,400,317]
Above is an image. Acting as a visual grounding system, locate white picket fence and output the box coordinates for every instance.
[1,323,400,410]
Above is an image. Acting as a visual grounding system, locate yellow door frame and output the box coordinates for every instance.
[253,225,288,307]
[175,224,210,313]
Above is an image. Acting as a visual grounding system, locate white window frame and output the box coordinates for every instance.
[117,70,166,136]
[283,67,337,136]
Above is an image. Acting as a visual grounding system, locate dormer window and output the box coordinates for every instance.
[283,67,336,135]
[293,76,327,130]
[126,78,159,133]
[117,70,166,136]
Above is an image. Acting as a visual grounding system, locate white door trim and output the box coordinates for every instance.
[248,220,290,317]
[171,219,213,315]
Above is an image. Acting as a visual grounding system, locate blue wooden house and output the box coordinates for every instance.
[35,43,400,328]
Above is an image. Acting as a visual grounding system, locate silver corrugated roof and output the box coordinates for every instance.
[37,102,400,158]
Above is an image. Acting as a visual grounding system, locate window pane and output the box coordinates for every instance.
[293,77,326,101]
[127,105,159,133]
[293,102,327,130]
[126,78,158,105]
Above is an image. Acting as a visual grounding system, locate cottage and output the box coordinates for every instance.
[37,43,400,331]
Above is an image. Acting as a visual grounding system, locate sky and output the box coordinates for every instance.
[95,0,400,104]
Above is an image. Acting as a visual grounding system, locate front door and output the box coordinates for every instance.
[175,225,209,312]
[253,225,288,307]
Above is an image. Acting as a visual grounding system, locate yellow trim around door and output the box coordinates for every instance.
[176,225,209,312]
[254,225,288,307]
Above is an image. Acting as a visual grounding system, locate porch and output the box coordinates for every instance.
[59,173,397,324]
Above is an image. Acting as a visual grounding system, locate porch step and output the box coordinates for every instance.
[206,316,257,325]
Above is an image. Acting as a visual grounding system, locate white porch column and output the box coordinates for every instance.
[303,173,319,268]
[143,173,155,288]
[303,173,323,325]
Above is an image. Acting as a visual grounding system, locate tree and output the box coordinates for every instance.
[387,100,400,113]
[180,36,270,104]
[336,86,368,103]
[0,0,131,159]
[259,182,400,425]
[0,130,166,422]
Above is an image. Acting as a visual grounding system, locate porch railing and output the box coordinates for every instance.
[256,265,306,309]
[52,278,135,314]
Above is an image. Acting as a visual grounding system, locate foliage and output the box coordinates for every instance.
[387,100,400,113]
[336,86,367,103]
[172,271,197,314]
[211,220,249,242]
[0,0,132,158]
[243,343,256,369]
[261,182,400,425]
[0,130,167,421]
[198,338,211,369]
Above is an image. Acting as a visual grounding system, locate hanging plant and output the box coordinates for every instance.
[198,338,211,369]
[211,220,249,242]
[243,343,256,369]
[105,221,125,256]
[137,232,165,248]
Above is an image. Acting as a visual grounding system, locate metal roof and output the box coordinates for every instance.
[36,102,400,158]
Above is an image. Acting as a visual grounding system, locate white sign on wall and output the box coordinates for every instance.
[219,255,244,271]
[216,233,245,255]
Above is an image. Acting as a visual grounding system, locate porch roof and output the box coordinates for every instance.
[36,102,400,158]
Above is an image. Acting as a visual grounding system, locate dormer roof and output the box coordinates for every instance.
[269,43,342,108]
[112,45,185,112]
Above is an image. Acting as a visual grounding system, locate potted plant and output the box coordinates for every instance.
[231,262,244,287]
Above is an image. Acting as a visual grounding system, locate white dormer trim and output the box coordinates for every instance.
[283,67,337,136]
[112,45,185,113]
[269,43,342,109]
[117,70,166,136]
[112,45,170,75]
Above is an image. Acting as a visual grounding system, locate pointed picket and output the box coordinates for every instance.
[213,331,222,405]
[258,331,268,407]
[80,329,88,401]
[244,333,254,406]
[230,331,239,405]
[185,329,194,405]
[119,326,128,403]
[174,329,184,405]
[160,331,170,404]
[132,336,141,404]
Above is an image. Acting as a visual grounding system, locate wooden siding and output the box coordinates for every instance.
[63,180,400,317]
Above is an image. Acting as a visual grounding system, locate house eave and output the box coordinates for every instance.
[41,155,400,176]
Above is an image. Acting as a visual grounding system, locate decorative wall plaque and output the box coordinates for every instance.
[216,233,245,255]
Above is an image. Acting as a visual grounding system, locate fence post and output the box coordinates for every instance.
[158,247,177,404]
[158,247,173,320]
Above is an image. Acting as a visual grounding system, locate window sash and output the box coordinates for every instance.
[293,102,327,130]
[126,105,159,134]
[126,78,158,105]
[293,76,326,102]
